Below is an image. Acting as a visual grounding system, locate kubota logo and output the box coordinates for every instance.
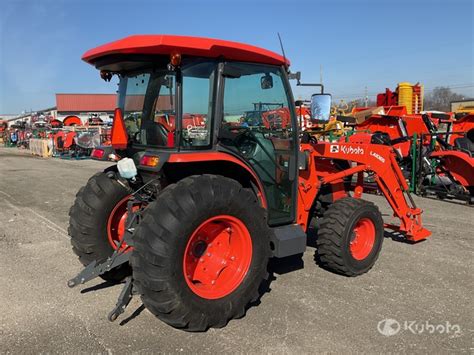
[377,318,461,336]
[330,145,365,155]
[378,319,401,336]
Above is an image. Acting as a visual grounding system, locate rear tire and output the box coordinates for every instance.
[69,171,131,282]
[315,197,384,276]
[130,175,272,331]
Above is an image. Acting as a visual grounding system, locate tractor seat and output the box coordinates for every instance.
[370,131,392,146]
[454,129,474,157]
[454,137,474,157]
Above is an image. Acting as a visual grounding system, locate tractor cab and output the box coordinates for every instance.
[84,35,301,225]
[113,58,296,150]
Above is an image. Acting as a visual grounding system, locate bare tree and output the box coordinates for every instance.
[424,87,465,112]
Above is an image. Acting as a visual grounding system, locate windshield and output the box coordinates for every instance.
[118,70,176,147]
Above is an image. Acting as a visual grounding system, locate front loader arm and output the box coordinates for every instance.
[301,142,431,242]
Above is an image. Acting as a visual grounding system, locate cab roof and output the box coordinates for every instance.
[82,35,289,67]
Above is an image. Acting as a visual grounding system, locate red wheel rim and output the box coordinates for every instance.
[183,215,253,299]
[350,218,376,260]
[107,196,134,252]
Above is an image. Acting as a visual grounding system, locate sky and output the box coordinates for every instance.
[0,0,473,114]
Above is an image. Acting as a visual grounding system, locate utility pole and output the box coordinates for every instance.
[364,86,368,107]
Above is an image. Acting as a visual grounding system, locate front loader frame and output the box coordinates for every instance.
[298,141,431,241]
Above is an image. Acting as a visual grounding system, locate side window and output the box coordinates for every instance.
[220,63,296,225]
[222,69,292,136]
[181,62,216,147]
[120,72,176,147]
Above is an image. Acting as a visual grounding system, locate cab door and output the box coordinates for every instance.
[218,62,298,225]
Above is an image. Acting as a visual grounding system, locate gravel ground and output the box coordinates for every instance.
[0,147,472,353]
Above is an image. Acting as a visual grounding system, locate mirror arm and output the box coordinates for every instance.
[288,71,301,82]
[288,72,324,93]
[297,83,324,94]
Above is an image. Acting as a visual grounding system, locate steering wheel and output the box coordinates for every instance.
[234,129,259,159]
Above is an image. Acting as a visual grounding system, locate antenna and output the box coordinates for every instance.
[277,33,288,67]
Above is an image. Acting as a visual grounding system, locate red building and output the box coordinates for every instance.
[55,93,117,125]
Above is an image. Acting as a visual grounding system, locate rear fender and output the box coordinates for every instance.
[137,151,267,207]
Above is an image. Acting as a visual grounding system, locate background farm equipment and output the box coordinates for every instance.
[377,82,424,114]
[343,104,474,203]
[51,128,105,159]
[0,120,7,145]
[451,99,474,117]
[414,129,474,204]
[52,131,76,156]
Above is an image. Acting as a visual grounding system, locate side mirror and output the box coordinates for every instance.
[261,74,273,90]
[311,93,332,121]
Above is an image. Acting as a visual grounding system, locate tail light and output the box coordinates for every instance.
[91,148,105,159]
[140,155,160,167]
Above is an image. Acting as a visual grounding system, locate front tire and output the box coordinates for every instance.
[316,197,384,276]
[130,175,272,331]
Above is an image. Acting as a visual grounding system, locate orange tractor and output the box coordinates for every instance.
[68,35,430,331]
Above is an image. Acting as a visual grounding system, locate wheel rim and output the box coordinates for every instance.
[107,196,133,252]
[183,215,253,299]
[350,217,376,260]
